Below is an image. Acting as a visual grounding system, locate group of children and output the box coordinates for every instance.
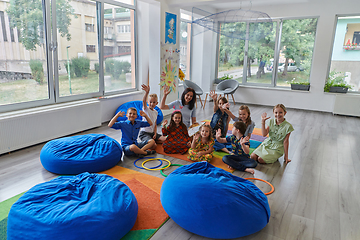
[109,85,294,174]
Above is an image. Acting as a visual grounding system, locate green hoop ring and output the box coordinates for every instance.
[160,164,184,177]
[141,158,171,171]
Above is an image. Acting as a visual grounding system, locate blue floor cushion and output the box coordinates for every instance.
[40,134,122,175]
[115,100,163,124]
[7,173,138,240]
[160,162,270,239]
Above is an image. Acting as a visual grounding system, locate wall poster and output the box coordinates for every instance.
[165,12,177,44]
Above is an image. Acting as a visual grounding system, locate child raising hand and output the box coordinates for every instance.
[251,104,294,164]
[216,121,257,174]
[188,125,214,162]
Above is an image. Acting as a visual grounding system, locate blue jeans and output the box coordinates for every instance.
[213,140,232,151]
[222,155,257,172]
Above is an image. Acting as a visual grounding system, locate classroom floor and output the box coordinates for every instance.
[1,101,360,240]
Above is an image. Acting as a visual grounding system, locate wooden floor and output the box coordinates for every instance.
[1,101,360,240]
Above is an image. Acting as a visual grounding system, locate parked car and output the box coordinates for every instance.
[278,63,301,72]
[266,64,273,71]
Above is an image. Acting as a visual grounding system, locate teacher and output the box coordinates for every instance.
[160,86,198,128]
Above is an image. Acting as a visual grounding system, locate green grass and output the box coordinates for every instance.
[0,72,132,105]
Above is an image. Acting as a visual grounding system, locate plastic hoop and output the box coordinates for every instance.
[244,177,274,195]
[160,164,184,177]
[134,157,162,169]
[141,158,171,171]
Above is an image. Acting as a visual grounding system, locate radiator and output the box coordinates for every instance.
[0,100,101,155]
[333,94,360,117]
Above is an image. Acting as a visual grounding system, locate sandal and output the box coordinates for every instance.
[145,150,156,155]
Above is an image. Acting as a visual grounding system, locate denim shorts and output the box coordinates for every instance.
[138,131,162,142]
[122,140,149,156]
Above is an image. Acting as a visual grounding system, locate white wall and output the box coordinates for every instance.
[188,0,360,112]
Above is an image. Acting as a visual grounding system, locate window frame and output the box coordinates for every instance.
[327,14,360,93]
[180,15,192,82]
[216,16,319,89]
[0,0,137,113]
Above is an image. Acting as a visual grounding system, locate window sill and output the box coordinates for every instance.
[1,90,143,118]
[0,98,100,119]
[238,84,311,92]
[99,90,142,100]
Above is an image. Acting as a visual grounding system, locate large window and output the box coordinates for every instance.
[245,22,277,85]
[103,4,135,93]
[276,18,317,86]
[217,17,318,87]
[329,16,360,92]
[56,2,100,98]
[0,1,50,106]
[0,0,136,112]
[218,22,246,81]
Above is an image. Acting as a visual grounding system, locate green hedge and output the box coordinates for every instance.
[94,63,99,74]
[105,59,131,79]
[71,57,90,77]
[29,60,44,84]
[64,62,75,78]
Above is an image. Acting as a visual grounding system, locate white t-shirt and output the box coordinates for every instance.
[141,107,158,133]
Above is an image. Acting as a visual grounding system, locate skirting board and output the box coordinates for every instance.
[333,94,360,117]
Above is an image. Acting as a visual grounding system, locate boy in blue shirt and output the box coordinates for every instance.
[216,121,257,174]
[108,107,156,157]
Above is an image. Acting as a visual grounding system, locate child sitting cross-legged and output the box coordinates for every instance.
[216,121,257,174]
[108,107,156,157]
[188,125,215,163]
[161,111,191,154]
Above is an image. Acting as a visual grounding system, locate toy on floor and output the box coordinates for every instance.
[244,177,274,195]
[160,164,184,177]
[160,162,271,239]
[7,172,138,240]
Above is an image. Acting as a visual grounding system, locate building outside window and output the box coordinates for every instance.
[118,24,130,33]
[86,45,96,52]
[0,11,7,41]
[329,16,360,92]
[85,23,95,32]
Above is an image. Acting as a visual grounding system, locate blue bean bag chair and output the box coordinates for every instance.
[40,134,122,175]
[115,100,163,124]
[7,172,138,240]
[160,162,270,239]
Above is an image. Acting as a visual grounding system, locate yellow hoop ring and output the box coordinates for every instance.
[244,178,275,195]
[141,158,171,171]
